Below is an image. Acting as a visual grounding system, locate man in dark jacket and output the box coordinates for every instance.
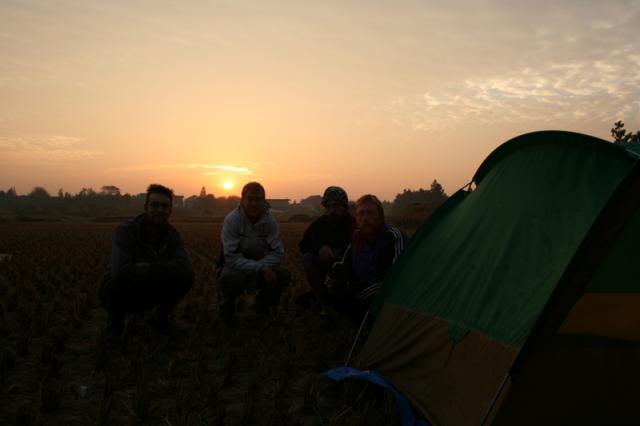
[100,184,194,334]
[299,186,356,314]
[325,194,406,323]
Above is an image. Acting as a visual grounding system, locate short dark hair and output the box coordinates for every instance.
[322,186,348,207]
[145,183,174,206]
[356,194,384,217]
[241,182,265,199]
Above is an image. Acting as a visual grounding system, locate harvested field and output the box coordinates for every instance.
[0,222,400,425]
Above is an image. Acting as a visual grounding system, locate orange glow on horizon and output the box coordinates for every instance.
[0,2,636,202]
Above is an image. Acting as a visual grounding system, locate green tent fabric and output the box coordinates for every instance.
[360,131,640,426]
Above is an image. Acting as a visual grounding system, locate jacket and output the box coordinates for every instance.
[221,207,285,274]
[110,213,193,284]
[299,213,357,265]
[326,224,406,302]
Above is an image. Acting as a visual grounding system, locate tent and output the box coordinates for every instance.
[358,131,640,425]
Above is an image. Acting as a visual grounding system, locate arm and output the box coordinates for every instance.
[325,243,354,298]
[299,221,317,260]
[353,228,406,301]
[257,217,285,268]
[376,226,407,282]
[150,231,194,283]
[221,214,263,274]
[110,224,149,283]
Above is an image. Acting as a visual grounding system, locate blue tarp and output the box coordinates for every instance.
[323,367,430,426]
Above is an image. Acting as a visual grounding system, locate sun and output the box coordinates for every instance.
[223,180,234,191]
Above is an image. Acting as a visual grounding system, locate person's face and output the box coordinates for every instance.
[145,192,172,224]
[356,201,383,238]
[324,201,347,220]
[241,188,266,221]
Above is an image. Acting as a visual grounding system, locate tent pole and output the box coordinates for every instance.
[345,311,370,366]
[480,372,509,426]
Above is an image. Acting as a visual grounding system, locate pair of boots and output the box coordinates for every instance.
[106,307,170,337]
[218,291,274,326]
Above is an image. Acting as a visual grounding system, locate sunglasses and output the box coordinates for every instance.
[149,201,171,210]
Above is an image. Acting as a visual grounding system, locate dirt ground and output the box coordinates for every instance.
[0,221,400,425]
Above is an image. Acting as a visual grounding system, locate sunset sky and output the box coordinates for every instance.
[1,0,639,201]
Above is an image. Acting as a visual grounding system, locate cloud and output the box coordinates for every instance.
[189,164,252,174]
[0,135,102,162]
[381,0,640,131]
[0,114,15,125]
[388,56,640,131]
[109,163,253,175]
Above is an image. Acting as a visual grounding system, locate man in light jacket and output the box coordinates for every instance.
[218,182,290,323]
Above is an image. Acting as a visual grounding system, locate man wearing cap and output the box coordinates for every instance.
[218,182,290,324]
[325,194,406,323]
[99,184,194,335]
[299,186,357,314]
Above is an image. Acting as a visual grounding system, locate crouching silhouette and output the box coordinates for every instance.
[99,184,193,335]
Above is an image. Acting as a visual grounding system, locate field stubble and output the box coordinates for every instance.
[0,222,399,425]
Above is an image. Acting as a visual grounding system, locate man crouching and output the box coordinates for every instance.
[218,182,290,324]
[99,184,194,335]
[325,194,406,324]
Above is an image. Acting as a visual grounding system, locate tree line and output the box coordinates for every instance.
[0,181,450,222]
[2,122,636,222]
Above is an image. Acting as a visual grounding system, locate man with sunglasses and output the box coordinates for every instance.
[218,182,290,324]
[99,184,194,335]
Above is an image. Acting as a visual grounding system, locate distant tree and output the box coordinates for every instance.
[57,188,64,198]
[382,200,393,216]
[100,185,121,196]
[611,121,640,145]
[200,186,207,198]
[28,186,50,199]
[391,181,449,216]
[77,187,96,197]
[0,190,5,198]
[430,179,447,203]
[7,187,16,197]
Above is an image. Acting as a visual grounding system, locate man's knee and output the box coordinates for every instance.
[305,263,331,288]
[219,267,253,296]
[103,276,150,314]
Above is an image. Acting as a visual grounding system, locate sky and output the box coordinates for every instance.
[1,0,639,201]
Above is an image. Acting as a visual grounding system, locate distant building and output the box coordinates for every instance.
[267,198,291,211]
[173,195,184,208]
[184,195,200,209]
[131,193,146,210]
